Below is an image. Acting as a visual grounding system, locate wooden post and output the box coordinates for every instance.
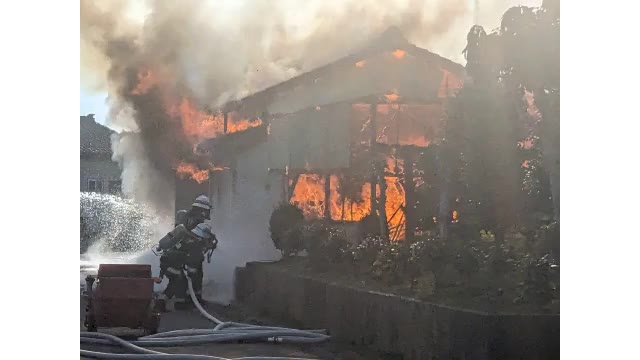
[223,112,228,134]
[369,102,388,239]
[341,177,346,221]
[437,146,450,241]
[282,170,288,203]
[288,173,300,202]
[378,172,389,239]
[369,102,378,218]
[404,153,416,242]
[261,111,270,128]
[324,174,331,219]
[231,157,237,198]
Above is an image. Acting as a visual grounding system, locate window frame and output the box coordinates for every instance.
[87,178,102,192]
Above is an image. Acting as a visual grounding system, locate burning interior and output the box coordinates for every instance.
[175,27,465,241]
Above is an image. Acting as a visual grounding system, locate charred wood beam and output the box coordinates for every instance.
[275,168,349,175]
[403,155,416,242]
[288,173,300,202]
[231,158,237,197]
[324,174,331,219]
[261,111,270,127]
[378,172,389,239]
[369,102,388,239]
[437,145,450,241]
[370,102,378,218]
[223,112,228,134]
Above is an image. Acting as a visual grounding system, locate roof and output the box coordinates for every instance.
[221,27,466,116]
[198,124,268,164]
[201,27,466,165]
[81,114,115,156]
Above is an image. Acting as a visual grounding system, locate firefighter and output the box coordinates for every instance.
[174,195,214,303]
[176,195,212,231]
[184,222,218,304]
[156,222,217,311]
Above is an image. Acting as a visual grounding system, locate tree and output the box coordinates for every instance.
[442,1,559,254]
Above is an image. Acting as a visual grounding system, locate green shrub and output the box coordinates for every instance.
[351,235,387,273]
[302,221,351,271]
[514,254,559,306]
[371,241,411,285]
[269,202,304,257]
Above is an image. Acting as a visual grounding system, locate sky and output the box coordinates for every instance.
[80,91,109,124]
[80,0,542,125]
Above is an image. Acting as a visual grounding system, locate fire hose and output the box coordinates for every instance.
[80,272,330,359]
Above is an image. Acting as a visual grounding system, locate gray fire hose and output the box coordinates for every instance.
[80,272,330,359]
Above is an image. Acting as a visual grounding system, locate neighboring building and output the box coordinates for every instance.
[80,114,122,194]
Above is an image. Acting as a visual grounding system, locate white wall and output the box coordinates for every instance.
[203,141,284,304]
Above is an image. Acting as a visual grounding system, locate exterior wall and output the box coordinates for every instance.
[204,141,284,304]
[267,102,352,170]
[212,140,285,255]
[80,156,122,193]
[175,177,210,218]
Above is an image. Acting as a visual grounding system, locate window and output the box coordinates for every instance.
[87,179,102,192]
[108,180,122,194]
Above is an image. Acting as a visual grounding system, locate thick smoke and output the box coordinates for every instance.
[81,0,474,219]
[81,0,530,302]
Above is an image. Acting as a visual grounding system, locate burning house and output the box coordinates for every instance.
[177,27,465,245]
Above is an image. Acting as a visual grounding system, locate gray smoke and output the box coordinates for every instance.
[81,0,474,220]
[81,0,529,303]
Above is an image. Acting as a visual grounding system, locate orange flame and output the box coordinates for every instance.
[518,138,535,149]
[290,174,326,219]
[524,91,542,121]
[384,92,400,103]
[176,162,209,183]
[131,70,262,144]
[289,158,406,239]
[355,60,366,68]
[404,135,430,147]
[167,98,224,140]
[164,99,263,143]
[392,49,407,60]
[228,113,263,133]
[211,166,230,171]
[131,70,160,95]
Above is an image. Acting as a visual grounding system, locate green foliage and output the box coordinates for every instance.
[269,202,305,257]
[445,1,560,254]
[371,241,411,285]
[294,225,559,310]
[413,146,441,234]
[301,221,351,271]
[480,230,496,242]
[407,237,448,275]
[350,235,387,273]
[514,254,559,306]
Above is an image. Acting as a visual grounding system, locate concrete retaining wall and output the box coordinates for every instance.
[234,262,559,360]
